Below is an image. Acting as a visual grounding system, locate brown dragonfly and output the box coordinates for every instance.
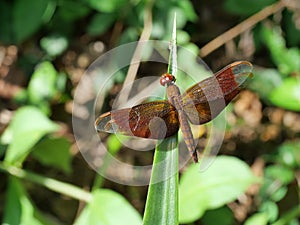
[95,61,253,163]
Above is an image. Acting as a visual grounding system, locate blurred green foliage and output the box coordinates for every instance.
[224,0,277,16]
[1,106,59,166]
[179,156,258,223]
[74,189,142,225]
[0,0,299,224]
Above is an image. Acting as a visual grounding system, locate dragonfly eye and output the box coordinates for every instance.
[160,73,176,86]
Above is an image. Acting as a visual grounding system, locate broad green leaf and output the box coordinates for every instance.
[31,136,72,174]
[3,177,58,225]
[28,61,58,104]
[201,206,234,225]
[179,156,257,223]
[87,13,116,36]
[143,19,179,225]
[224,0,276,16]
[87,0,128,13]
[244,212,269,225]
[142,137,179,225]
[13,0,56,43]
[269,77,300,111]
[3,177,22,225]
[74,189,142,225]
[3,106,59,166]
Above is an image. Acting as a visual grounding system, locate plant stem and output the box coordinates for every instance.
[142,137,179,225]
[0,162,92,202]
[199,0,286,57]
[271,205,300,225]
[142,14,179,225]
[168,13,177,76]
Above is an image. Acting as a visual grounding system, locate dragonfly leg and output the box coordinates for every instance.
[192,149,198,163]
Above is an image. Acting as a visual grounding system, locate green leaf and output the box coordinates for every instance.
[201,206,234,225]
[260,201,279,222]
[224,0,276,16]
[31,136,72,174]
[3,177,22,225]
[142,137,179,225]
[244,212,269,225]
[176,30,190,45]
[265,165,295,185]
[261,26,300,75]
[261,165,293,202]
[87,13,116,36]
[0,143,6,157]
[269,77,300,111]
[0,1,13,43]
[119,27,139,44]
[177,0,197,22]
[250,68,283,101]
[3,177,58,225]
[13,0,56,43]
[284,10,300,46]
[28,61,58,104]
[87,0,128,13]
[179,156,257,223]
[3,106,59,166]
[40,35,68,57]
[74,189,142,225]
[143,17,179,225]
[271,206,300,225]
[106,134,123,155]
[260,179,288,202]
[57,0,90,21]
[277,141,300,168]
[56,72,68,94]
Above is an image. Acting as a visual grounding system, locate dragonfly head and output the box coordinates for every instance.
[160,73,176,86]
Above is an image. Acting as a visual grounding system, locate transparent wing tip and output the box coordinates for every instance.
[232,61,253,85]
[95,112,116,133]
[232,61,253,75]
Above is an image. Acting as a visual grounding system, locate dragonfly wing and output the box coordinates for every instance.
[182,61,253,124]
[95,100,179,139]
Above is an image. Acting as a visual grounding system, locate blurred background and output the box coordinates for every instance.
[0,0,299,224]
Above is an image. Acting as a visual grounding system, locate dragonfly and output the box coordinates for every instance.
[95,61,253,163]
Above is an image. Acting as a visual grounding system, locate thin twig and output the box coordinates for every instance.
[121,79,160,108]
[0,162,92,202]
[116,0,154,106]
[199,0,287,57]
